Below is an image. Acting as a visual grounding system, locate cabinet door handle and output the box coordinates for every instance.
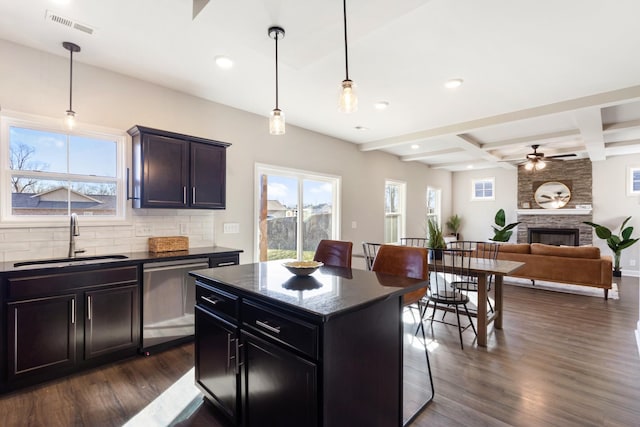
[227,334,232,371]
[192,187,196,204]
[87,296,92,320]
[71,298,76,324]
[216,261,236,267]
[183,186,187,204]
[255,320,281,334]
[235,339,243,375]
[202,295,222,305]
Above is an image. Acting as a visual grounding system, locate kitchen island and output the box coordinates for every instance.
[191,261,433,427]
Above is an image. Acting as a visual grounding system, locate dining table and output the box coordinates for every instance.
[428,256,525,347]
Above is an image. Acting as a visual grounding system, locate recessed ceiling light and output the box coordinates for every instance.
[467,164,474,169]
[444,78,464,89]
[51,0,71,5]
[354,126,369,131]
[374,101,389,110]
[215,56,233,69]
[411,144,419,150]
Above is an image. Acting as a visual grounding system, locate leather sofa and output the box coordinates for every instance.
[491,243,613,299]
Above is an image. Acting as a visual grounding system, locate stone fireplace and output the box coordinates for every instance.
[516,158,593,245]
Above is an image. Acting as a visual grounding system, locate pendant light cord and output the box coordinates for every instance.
[275,32,279,109]
[68,49,74,112]
[343,0,349,80]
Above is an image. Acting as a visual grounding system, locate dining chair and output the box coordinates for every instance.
[447,241,500,312]
[313,239,353,268]
[362,242,382,270]
[399,237,429,248]
[371,244,434,396]
[425,248,477,349]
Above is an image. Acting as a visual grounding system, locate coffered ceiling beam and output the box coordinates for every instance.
[602,118,640,133]
[359,85,640,152]
[573,108,606,161]
[480,129,581,151]
[400,147,462,162]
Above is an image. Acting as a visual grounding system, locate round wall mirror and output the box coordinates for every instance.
[534,182,571,209]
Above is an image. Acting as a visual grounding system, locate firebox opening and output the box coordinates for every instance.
[528,228,579,246]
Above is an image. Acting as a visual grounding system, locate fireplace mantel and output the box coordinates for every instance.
[517,208,592,216]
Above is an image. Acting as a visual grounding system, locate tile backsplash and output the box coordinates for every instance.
[0,210,215,263]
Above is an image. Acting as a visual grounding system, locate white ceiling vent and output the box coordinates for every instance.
[45,10,95,35]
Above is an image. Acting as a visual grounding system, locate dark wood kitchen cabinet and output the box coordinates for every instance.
[128,125,230,209]
[4,266,139,389]
[84,284,139,359]
[195,280,319,426]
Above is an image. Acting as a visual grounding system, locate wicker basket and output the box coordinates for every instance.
[148,236,189,253]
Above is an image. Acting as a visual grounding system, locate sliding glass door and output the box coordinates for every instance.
[256,164,340,262]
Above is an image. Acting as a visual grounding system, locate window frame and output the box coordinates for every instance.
[0,110,129,226]
[384,179,406,244]
[254,163,342,262]
[471,177,495,201]
[426,186,442,230]
[628,165,640,196]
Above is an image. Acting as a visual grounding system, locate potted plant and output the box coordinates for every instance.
[490,209,520,242]
[446,214,462,240]
[427,218,447,260]
[583,216,639,276]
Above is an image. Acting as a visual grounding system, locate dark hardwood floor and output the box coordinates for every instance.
[1,276,639,426]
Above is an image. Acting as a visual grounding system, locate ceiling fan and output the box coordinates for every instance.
[523,144,576,171]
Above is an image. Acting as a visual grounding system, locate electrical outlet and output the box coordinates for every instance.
[136,225,153,236]
[630,259,637,267]
[223,222,240,234]
[352,221,357,229]
[179,223,188,234]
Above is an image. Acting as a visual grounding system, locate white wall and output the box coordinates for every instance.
[451,168,518,242]
[0,39,451,264]
[452,156,640,276]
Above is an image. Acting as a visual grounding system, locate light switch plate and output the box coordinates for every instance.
[136,225,153,236]
[223,222,240,234]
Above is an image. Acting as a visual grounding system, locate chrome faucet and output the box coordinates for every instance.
[68,213,85,258]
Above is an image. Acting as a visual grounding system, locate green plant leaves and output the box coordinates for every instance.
[495,209,506,227]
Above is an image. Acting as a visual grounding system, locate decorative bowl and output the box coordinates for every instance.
[282,261,323,276]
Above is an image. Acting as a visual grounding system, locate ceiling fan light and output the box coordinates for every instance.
[524,161,534,171]
[535,160,546,170]
[269,108,285,135]
[339,79,358,113]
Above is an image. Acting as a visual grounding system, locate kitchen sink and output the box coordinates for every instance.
[13,255,129,268]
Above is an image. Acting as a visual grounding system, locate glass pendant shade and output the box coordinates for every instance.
[269,108,285,135]
[65,110,76,130]
[339,79,358,113]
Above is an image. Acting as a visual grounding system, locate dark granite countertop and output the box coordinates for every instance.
[190,261,428,321]
[0,246,243,275]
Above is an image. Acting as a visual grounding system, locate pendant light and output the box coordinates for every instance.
[62,41,81,130]
[339,0,357,113]
[268,26,285,135]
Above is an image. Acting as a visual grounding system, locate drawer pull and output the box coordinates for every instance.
[202,295,222,305]
[217,261,236,267]
[256,320,281,334]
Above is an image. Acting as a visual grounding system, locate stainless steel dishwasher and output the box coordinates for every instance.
[142,258,210,353]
